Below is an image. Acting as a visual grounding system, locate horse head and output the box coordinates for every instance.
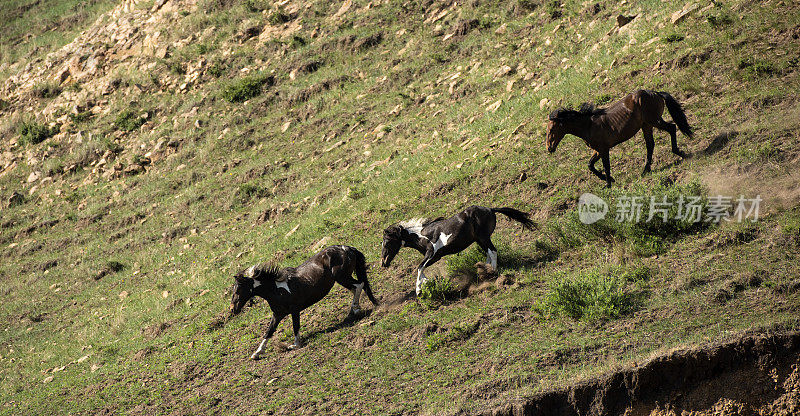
[230,266,257,314]
[546,109,570,153]
[381,225,404,267]
[546,104,601,153]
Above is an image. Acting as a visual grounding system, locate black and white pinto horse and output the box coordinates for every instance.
[230,245,378,359]
[381,206,534,294]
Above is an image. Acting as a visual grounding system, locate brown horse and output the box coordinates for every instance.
[545,89,693,188]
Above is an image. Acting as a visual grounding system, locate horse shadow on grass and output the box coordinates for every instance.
[303,309,375,342]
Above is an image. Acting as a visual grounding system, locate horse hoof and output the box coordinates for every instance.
[250,353,262,360]
[287,343,303,350]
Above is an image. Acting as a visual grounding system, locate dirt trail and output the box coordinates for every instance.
[482,330,800,416]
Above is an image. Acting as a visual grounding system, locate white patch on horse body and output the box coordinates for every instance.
[487,249,498,269]
[253,279,262,288]
[275,280,291,294]
[432,232,452,254]
[399,218,429,241]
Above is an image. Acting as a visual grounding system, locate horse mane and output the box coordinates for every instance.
[238,263,285,282]
[398,217,442,233]
[549,102,606,121]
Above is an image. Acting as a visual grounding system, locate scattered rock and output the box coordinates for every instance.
[123,164,144,176]
[671,4,699,25]
[486,100,502,113]
[43,376,54,384]
[494,65,514,78]
[27,171,41,183]
[119,291,129,299]
[539,98,550,110]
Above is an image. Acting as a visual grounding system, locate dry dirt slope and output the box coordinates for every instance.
[0,0,799,414]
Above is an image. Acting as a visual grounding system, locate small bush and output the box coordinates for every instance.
[69,111,93,124]
[237,183,270,201]
[536,266,643,320]
[221,74,274,103]
[268,8,290,25]
[114,110,147,132]
[738,58,778,77]
[18,121,58,145]
[419,276,456,303]
[245,0,268,12]
[663,33,685,43]
[707,13,733,27]
[165,60,186,75]
[208,61,227,78]
[32,82,62,99]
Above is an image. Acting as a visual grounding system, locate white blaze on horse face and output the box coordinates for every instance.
[487,249,498,269]
[275,280,291,293]
[432,232,452,254]
[253,279,261,288]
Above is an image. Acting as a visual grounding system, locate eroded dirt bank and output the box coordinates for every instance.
[482,330,800,416]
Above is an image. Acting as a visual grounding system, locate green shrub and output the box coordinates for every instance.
[738,58,778,77]
[208,61,227,78]
[237,183,270,201]
[536,266,644,320]
[663,33,685,43]
[114,110,147,132]
[707,13,733,27]
[419,276,456,303]
[267,8,290,25]
[550,180,710,256]
[32,82,62,99]
[18,120,58,145]
[221,73,274,103]
[245,0,268,12]
[69,111,93,124]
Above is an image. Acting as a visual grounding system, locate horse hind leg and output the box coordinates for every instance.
[654,119,687,158]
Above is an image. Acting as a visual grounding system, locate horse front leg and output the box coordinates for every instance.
[415,250,437,296]
[250,313,285,360]
[642,126,655,175]
[287,312,303,350]
[588,151,606,181]
[601,151,614,188]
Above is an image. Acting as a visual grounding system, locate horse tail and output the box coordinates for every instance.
[658,91,693,138]
[352,248,379,306]
[491,207,535,231]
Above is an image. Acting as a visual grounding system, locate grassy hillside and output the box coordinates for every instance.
[1,0,799,414]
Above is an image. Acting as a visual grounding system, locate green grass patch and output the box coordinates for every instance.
[18,120,58,145]
[221,73,274,103]
[113,109,147,132]
[536,265,649,321]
